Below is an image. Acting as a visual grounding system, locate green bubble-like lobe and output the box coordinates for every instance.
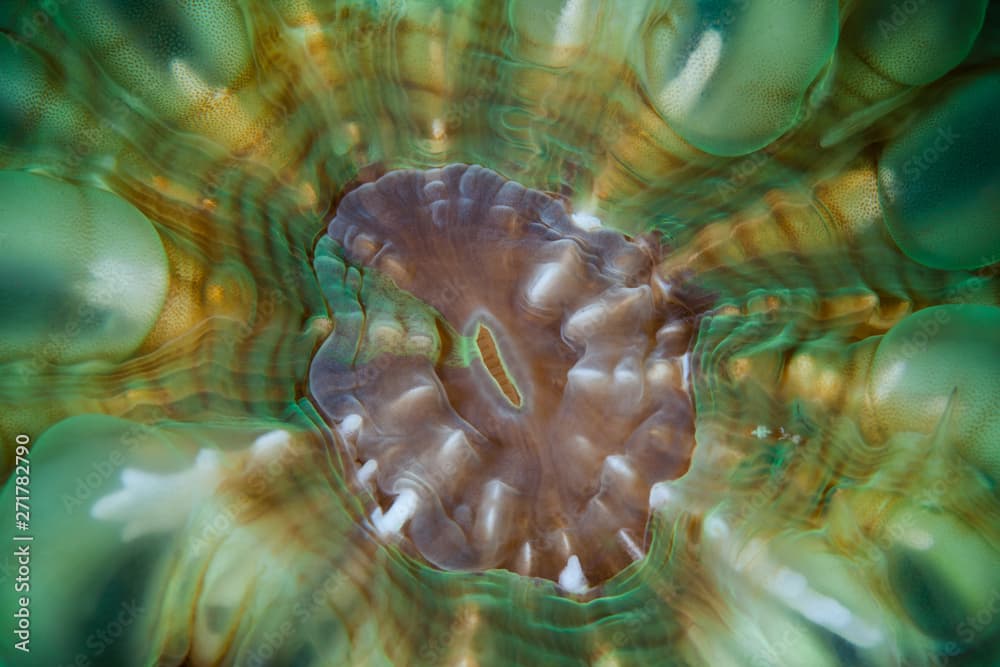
[0,171,169,364]
[847,0,988,87]
[867,304,1000,482]
[887,508,1000,642]
[0,415,178,667]
[878,73,1000,270]
[641,0,838,156]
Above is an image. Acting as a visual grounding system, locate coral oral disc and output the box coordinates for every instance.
[309,164,705,584]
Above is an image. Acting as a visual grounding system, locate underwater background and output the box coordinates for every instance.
[0,0,999,665]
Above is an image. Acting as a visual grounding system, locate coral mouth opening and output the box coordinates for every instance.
[475,323,522,408]
[308,164,707,588]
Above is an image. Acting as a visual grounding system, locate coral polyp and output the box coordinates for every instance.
[311,164,704,586]
[0,1,998,666]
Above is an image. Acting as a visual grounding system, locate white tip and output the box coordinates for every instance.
[733,538,767,572]
[789,579,886,648]
[645,359,676,387]
[903,528,935,550]
[845,622,885,649]
[477,479,513,542]
[251,430,291,458]
[566,365,606,393]
[649,482,674,510]
[800,593,852,630]
[571,212,602,230]
[656,29,723,117]
[655,321,687,339]
[119,468,161,489]
[617,529,646,561]
[604,455,635,480]
[558,554,590,594]
[611,357,643,405]
[337,414,363,440]
[372,487,419,536]
[519,542,533,572]
[431,117,446,140]
[613,358,641,386]
[357,459,378,487]
[195,449,223,470]
[440,429,473,461]
[704,515,729,541]
[389,384,438,419]
[525,262,564,307]
[90,493,125,520]
[91,449,223,541]
[770,567,808,598]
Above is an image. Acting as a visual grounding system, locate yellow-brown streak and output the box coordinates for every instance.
[475,325,522,408]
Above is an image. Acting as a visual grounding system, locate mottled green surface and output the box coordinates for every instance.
[0,172,169,364]
[879,74,1000,270]
[0,1,998,666]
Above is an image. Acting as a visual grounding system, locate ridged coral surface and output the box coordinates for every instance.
[0,1,998,666]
